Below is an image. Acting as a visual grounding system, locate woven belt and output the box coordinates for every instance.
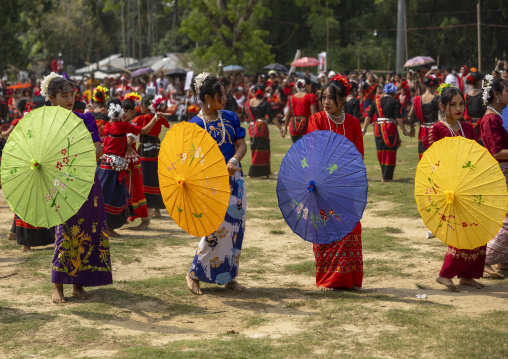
[420,121,437,128]
[377,118,396,123]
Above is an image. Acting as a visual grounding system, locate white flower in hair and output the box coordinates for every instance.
[41,72,64,101]
[193,72,211,96]
[482,74,494,105]
[108,103,124,119]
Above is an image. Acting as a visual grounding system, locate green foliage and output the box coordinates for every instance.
[179,0,274,72]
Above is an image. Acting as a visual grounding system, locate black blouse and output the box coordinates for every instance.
[246,99,276,121]
[421,96,439,123]
[367,96,401,119]
[345,98,362,120]
[466,92,487,118]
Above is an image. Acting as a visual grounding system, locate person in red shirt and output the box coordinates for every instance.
[480,77,508,279]
[428,87,485,292]
[282,77,317,142]
[121,93,150,230]
[305,75,364,291]
[133,95,170,217]
[97,98,160,237]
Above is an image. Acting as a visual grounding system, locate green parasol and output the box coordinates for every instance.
[1,106,97,228]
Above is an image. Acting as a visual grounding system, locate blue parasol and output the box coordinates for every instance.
[276,131,368,244]
[223,65,245,72]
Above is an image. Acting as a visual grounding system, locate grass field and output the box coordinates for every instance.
[0,122,507,359]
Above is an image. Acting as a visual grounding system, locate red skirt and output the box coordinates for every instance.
[127,159,148,221]
[313,222,363,288]
[439,245,486,279]
[373,121,400,180]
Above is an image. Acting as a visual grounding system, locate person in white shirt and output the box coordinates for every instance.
[444,67,458,87]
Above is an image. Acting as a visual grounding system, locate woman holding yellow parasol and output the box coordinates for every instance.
[186,73,248,295]
[428,86,486,291]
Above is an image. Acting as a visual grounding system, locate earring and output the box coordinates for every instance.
[208,103,210,108]
[497,97,500,104]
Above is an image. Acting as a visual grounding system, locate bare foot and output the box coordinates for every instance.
[153,209,161,218]
[495,263,508,270]
[352,285,362,291]
[108,228,122,238]
[72,285,90,300]
[186,274,202,295]
[484,264,505,279]
[436,276,459,292]
[318,286,334,292]
[52,283,66,303]
[132,219,150,231]
[225,281,246,292]
[459,278,484,288]
[7,232,16,241]
[22,245,30,252]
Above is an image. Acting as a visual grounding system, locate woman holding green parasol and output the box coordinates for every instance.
[41,73,113,303]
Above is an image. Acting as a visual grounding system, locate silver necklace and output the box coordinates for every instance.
[441,119,464,137]
[326,111,346,135]
[487,106,502,117]
[199,109,226,146]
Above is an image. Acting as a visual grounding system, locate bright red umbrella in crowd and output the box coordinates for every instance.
[291,57,320,67]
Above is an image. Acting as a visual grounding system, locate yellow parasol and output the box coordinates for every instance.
[415,137,508,249]
[158,122,230,237]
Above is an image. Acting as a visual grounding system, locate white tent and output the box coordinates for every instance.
[75,54,137,74]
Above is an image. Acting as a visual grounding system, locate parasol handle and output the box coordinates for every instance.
[444,191,454,204]
[31,160,40,170]
[307,180,316,193]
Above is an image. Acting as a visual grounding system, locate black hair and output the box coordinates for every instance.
[349,81,358,91]
[485,78,507,105]
[93,89,106,103]
[221,77,230,87]
[446,67,453,73]
[440,87,464,118]
[493,70,501,77]
[141,94,154,107]
[48,77,73,98]
[192,75,224,103]
[465,71,483,85]
[122,98,136,111]
[320,80,347,107]
[296,77,311,90]
[17,99,29,114]
[423,76,439,88]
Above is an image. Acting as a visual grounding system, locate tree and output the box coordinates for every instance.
[179,0,274,72]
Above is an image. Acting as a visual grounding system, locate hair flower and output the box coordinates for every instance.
[124,92,141,102]
[92,86,110,103]
[193,72,211,96]
[108,103,124,120]
[482,74,494,105]
[330,74,352,96]
[149,95,167,113]
[41,72,64,101]
[437,82,452,95]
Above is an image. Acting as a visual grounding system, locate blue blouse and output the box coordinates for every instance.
[190,110,246,162]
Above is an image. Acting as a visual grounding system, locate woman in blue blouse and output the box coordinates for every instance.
[186,73,248,295]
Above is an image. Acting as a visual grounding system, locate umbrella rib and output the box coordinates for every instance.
[456,198,502,240]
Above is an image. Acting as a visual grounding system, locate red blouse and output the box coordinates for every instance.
[429,121,476,146]
[306,112,364,158]
[480,113,508,163]
[290,93,316,118]
[103,121,142,157]
[133,114,169,137]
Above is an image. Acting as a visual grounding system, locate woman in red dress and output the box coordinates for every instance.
[305,75,364,290]
[282,78,316,142]
[429,87,485,291]
[407,76,440,160]
[480,77,508,279]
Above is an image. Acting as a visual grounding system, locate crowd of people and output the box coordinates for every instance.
[1,57,508,301]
